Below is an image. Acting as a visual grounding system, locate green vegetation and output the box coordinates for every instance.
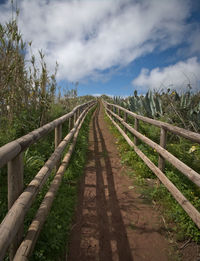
[105,87,200,242]
[104,109,200,243]
[0,12,93,216]
[1,107,94,261]
[29,108,94,261]
[112,89,200,132]
[0,18,58,144]
[0,12,95,260]
[0,13,94,147]
[1,4,200,259]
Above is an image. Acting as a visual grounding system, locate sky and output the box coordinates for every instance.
[0,0,200,97]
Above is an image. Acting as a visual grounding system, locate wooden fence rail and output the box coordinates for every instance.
[0,100,96,261]
[103,100,200,230]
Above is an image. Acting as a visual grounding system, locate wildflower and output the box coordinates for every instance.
[189,145,197,153]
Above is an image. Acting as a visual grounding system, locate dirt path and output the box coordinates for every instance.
[67,104,171,261]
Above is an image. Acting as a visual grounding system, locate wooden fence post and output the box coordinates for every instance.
[55,124,62,169]
[124,112,127,133]
[117,108,120,125]
[8,153,24,260]
[108,104,110,114]
[55,124,62,148]
[74,112,77,126]
[69,116,72,132]
[134,118,139,145]
[72,114,74,128]
[157,127,167,186]
[79,107,82,116]
[77,108,80,119]
[158,127,167,172]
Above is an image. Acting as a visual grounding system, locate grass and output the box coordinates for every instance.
[0,12,97,260]
[29,106,95,261]
[104,110,200,244]
[0,105,95,261]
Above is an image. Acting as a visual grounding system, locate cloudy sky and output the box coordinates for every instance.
[0,0,200,96]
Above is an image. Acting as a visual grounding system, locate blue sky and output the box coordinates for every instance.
[0,0,200,96]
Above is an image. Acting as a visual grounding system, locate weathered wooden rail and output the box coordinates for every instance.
[103,100,200,230]
[0,100,96,261]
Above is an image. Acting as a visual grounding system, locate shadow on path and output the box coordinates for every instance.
[67,105,133,261]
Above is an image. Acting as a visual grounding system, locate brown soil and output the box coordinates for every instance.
[66,104,175,261]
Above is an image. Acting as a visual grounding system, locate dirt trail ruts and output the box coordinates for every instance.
[67,103,171,261]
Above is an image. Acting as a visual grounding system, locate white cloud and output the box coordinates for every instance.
[92,94,102,97]
[132,57,200,92]
[92,93,114,98]
[187,28,200,55]
[0,0,194,82]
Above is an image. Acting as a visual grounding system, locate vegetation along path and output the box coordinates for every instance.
[67,103,171,261]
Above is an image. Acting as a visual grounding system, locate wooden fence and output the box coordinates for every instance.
[103,100,200,230]
[0,100,96,261]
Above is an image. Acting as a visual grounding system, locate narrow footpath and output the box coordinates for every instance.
[67,104,171,261]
